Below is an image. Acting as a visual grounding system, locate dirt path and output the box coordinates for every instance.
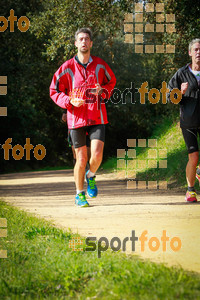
[0,169,200,273]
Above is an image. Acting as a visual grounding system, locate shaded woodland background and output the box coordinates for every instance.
[0,0,200,172]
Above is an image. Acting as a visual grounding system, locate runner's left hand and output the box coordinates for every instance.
[90,83,103,95]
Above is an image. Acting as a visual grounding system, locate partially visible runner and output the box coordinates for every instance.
[168,38,200,202]
[50,28,116,207]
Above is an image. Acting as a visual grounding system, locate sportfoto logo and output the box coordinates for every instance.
[0,75,7,116]
[1,138,46,160]
[117,138,168,190]
[0,218,7,259]
[69,230,181,258]
[0,9,30,32]
[84,81,181,106]
[124,2,176,53]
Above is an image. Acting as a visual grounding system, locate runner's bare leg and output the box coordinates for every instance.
[74,146,87,190]
[89,139,104,173]
[186,151,199,187]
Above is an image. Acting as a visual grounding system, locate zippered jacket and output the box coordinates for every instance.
[168,64,200,128]
[50,55,116,129]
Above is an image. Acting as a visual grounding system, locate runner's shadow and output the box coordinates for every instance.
[93,202,200,206]
[0,169,73,180]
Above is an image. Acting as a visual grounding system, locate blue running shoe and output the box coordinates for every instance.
[75,192,89,207]
[85,170,98,198]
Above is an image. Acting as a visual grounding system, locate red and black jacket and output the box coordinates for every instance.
[50,55,116,129]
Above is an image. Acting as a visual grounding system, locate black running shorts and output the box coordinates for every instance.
[68,130,90,147]
[181,128,200,153]
[70,124,105,149]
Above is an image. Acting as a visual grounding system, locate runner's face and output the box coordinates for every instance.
[75,33,93,54]
[189,43,200,64]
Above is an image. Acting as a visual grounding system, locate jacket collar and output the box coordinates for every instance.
[74,55,93,65]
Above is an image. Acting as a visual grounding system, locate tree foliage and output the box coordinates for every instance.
[29,0,125,61]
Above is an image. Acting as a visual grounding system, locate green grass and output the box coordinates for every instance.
[101,157,117,172]
[0,200,200,299]
[102,117,194,189]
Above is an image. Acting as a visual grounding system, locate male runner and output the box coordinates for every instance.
[168,38,200,202]
[50,28,116,207]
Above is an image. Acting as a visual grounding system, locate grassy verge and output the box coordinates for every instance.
[0,200,200,299]
[101,117,193,189]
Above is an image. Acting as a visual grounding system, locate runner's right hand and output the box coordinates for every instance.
[70,98,85,107]
[61,113,67,123]
[181,82,189,94]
